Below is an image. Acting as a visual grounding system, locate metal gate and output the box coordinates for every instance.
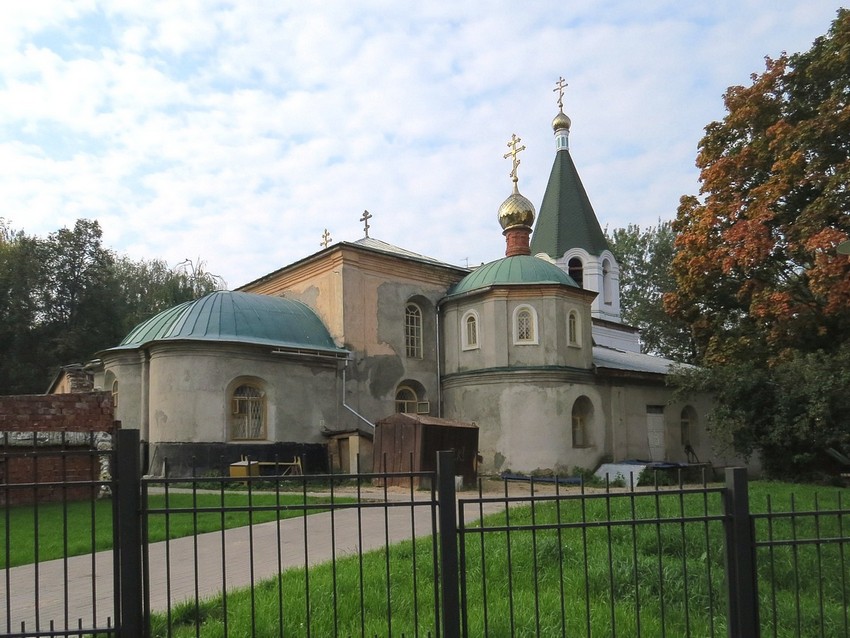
[0,430,120,637]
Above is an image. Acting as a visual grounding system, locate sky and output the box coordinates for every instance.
[0,2,844,288]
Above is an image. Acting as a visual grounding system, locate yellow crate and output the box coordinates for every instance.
[229,459,260,478]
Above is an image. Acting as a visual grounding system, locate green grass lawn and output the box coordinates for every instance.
[147,480,850,638]
[0,490,352,568]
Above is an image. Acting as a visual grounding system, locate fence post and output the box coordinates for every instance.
[116,428,143,638]
[437,450,461,638]
[723,467,759,638]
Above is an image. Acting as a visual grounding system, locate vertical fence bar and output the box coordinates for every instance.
[724,467,759,638]
[437,450,460,638]
[116,428,143,638]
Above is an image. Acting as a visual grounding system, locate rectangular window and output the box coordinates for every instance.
[405,304,423,358]
[231,385,266,440]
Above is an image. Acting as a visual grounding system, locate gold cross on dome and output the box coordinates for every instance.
[554,76,568,110]
[320,228,332,248]
[360,210,372,238]
[503,133,526,184]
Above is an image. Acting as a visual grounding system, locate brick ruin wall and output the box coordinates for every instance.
[0,392,115,505]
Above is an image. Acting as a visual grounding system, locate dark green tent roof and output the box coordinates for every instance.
[446,255,577,297]
[529,149,609,258]
[110,291,346,355]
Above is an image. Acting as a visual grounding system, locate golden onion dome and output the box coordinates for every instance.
[552,109,571,131]
[498,191,536,230]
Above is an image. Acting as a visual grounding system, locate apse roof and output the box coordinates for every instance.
[445,255,578,298]
[109,291,346,355]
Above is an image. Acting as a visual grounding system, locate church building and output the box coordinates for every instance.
[94,85,728,477]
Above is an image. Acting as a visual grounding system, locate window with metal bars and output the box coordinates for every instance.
[514,305,537,344]
[230,384,266,440]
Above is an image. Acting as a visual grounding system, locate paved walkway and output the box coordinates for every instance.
[1,484,544,634]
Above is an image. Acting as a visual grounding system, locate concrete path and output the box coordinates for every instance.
[0,486,531,634]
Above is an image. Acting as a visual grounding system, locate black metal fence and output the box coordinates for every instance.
[2,429,849,637]
[0,431,118,637]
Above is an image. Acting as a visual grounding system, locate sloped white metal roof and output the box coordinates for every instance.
[592,345,690,376]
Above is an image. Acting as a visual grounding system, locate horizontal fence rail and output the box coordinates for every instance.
[4,428,850,638]
[752,491,850,637]
[456,473,728,638]
[140,458,445,638]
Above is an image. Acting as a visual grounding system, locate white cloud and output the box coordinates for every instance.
[0,1,843,290]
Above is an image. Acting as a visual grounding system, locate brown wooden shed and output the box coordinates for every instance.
[372,413,479,488]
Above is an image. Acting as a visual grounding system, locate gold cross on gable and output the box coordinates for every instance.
[554,76,568,110]
[503,133,526,184]
[320,228,332,248]
[360,209,372,238]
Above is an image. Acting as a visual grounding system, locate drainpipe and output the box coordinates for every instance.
[140,349,151,474]
[341,358,374,429]
[435,311,442,417]
[140,349,150,443]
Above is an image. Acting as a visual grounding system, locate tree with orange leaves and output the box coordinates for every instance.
[667,10,850,477]
[667,10,850,366]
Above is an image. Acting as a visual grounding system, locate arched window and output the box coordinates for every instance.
[230,384,266,440]
[602,258,613,305]
[513,305,538,344]
[395,386,418,413]
[405,303,423,359]
[111,380,119,409]
[568,257,583,288]
[462,311,479,350]
[572,396,593,448]
[681,406,697,447]
[568,310,580,346]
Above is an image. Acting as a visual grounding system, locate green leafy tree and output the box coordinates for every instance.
[606,221,696,361]
[666,10,850,365]
[0,218,224,394]
[676,343,850,478]
[37,219,123,365]
[113,256,224,334]
[0,221,46,393]
[667,10,850,477]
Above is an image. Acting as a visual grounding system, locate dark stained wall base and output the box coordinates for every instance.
[147,441,329,477]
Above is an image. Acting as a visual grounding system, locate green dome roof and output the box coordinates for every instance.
[112,291,346,354]
[447,255,578,297]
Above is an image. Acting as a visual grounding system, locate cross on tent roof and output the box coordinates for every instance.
[553,76,568,110]
[320,228,332,248]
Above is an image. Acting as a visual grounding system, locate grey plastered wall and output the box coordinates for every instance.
[145,342,341,444]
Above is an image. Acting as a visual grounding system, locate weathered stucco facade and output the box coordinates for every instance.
[89,99,747,477]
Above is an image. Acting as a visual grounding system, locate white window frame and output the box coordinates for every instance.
[405,303,423,359]
[513,304,539,345]
[395,385,418,413]
[568,310,581,346]
[461,310,480,351]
